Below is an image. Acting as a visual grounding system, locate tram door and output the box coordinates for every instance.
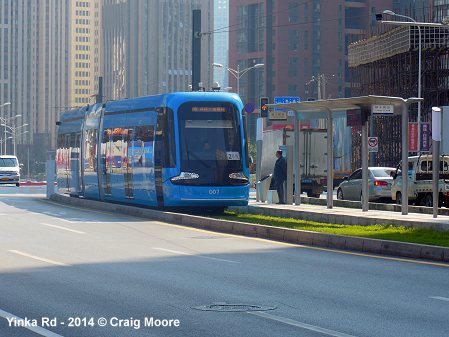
[124,127,134,198]
[102,129,112,195]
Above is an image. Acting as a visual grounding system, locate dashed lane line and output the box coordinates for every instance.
[40,223,86,234]
[430,296,449,302]
[153,247,240,264]
[249,311,356,337]
[8,250,69,267]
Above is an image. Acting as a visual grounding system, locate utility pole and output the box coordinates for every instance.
[317,75,322,100]
[307,74,331,100]
[192,10,201,91]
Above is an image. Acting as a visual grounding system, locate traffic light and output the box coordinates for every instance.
[260,97,269,118]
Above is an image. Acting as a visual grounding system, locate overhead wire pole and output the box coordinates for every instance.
[192,10,201,91]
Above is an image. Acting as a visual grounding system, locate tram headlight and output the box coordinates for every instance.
[170,172,200,183]
[229,171,248,182]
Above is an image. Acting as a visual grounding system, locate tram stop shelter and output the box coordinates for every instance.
[267,95,422,215]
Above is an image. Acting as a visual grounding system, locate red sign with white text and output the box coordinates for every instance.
[408,122,418,152]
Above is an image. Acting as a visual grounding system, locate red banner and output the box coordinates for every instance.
[408,122,418,152]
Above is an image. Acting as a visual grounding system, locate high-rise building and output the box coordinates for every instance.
[228,0,394,105]
[103,0,214,100]
[213,0,229,88]
[1,0,70,173]
[1,0,104,175]
[69,0,104,106]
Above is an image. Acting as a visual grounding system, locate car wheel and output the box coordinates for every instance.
[424,194,433,207]
[396,192,402,205]
[337,188,344,200]
[16,183,20,187]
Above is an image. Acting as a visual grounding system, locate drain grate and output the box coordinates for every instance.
[192,303,277,312]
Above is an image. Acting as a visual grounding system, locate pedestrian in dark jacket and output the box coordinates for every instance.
[273,150,287,204]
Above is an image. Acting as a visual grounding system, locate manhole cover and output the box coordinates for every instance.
[192,303,276,312]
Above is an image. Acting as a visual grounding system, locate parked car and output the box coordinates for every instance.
[336,167,396,202]
[0,155,21,187]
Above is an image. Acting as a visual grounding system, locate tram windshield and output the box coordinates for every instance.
[177,102,246,186]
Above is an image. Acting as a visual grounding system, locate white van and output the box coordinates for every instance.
[0,155,21,187]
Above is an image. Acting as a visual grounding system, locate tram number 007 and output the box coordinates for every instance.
[208,189,220,195]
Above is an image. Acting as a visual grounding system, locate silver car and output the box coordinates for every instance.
[336,167,396,202]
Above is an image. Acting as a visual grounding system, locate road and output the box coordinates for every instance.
[0,185,448,337]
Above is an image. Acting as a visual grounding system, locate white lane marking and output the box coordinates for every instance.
[40,223,86,234]
[430,296,449,302]
[249,311,357,337]
[0,308,64,337]
[8,250,68,267]
[43,211,64,217]
[153,247,240,264]
[59,218,105,224]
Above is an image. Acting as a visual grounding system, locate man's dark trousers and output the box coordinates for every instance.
[276,180,285,204]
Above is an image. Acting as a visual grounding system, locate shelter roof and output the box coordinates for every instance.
[267,95,422,117]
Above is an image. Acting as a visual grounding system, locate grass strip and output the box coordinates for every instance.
[213,211,449,247]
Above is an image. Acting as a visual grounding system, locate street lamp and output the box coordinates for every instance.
[1,123,28,156]
[212,63,264,96]
[379,10,422,154]
[0,102,11,155]
[0,136,13,147]
[0,114,21,155]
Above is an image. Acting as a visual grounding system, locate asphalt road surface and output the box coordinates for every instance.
[0,185,448,337]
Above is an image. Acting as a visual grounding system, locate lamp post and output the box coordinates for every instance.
[0,136,13,149]
[380,10,422,154]
[1,122,28,156]
[0,102,11,155]
[212,63,264,97]
[0,114,21,155]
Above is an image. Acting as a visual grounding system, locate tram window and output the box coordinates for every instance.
[136,125,154,142]
[112,128,123,168]
[84,129,97,172]
[155,108,176,168]
[124,128,133,168]
[73,133,81,159]
[69,133,76,147]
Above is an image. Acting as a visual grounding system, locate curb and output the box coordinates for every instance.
[48,194,449,263]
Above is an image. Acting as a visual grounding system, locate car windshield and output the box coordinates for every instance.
[0,158,18,167]
[371,168,393,178]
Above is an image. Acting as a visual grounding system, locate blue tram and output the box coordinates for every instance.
[56,92,249,209]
